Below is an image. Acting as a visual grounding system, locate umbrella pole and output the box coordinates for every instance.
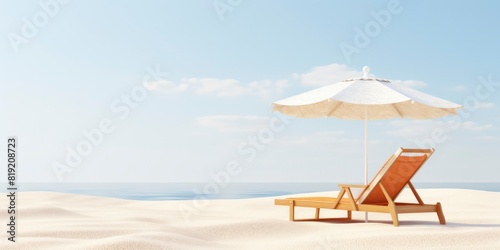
[364,106,368,223]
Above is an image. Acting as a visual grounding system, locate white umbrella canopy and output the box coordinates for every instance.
[272,66,462,183]
[273,67,461,120]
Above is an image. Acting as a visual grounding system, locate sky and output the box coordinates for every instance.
[0,0,499,184]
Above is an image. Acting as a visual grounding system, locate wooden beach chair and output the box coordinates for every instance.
[274,148,446,227]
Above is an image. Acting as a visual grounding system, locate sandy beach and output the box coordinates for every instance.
[1,188,499,249]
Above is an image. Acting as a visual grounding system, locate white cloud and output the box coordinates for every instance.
[147,77,288,98]
[146,63,432,98]
[385,120,497,141]
[462,121,494,131]
[277,130,355,147]
[195,115,270,133]
[249,79,288,98]
[296,63,428,89]
[143,80,188,93]
[385,120,446,138]
[475,135,500,141]
[181,78,248,97]
[298,64,360,86]
[477,102,495,109]
[451,84,467,92]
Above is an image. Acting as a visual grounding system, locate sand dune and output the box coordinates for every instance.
[1,189,499,249]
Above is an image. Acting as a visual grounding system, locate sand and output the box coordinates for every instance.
[0,188,499,249]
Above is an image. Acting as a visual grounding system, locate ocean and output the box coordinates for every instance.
[14,182,500,201]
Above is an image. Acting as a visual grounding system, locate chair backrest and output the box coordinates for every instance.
[357,148,434,205]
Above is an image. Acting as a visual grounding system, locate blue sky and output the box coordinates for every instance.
[0,0,499,183]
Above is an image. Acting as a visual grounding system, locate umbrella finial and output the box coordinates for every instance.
[363,66,370,78]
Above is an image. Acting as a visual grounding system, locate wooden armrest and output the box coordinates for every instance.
[338,184,367,188]
[400,148,434,153]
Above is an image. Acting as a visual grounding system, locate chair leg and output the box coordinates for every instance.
[347,210,352,220]
[436,202,446,225]
[289,200,295,221]
[389,205,399,227]
[315,208,320,219]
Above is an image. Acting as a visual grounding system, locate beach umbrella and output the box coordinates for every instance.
[272,66,462,220]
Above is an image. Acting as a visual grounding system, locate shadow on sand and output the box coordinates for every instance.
[292,218,500,228]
